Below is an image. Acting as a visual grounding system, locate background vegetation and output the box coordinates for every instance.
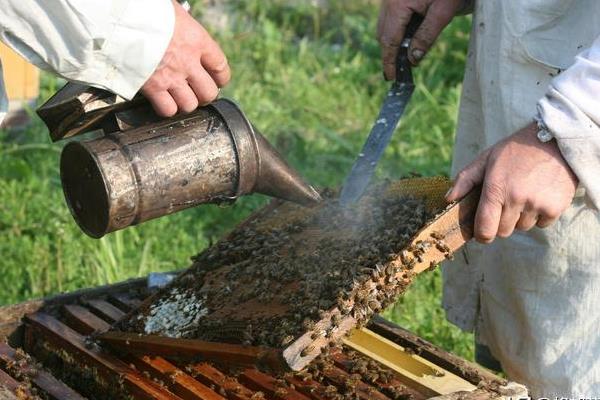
[0,1,473,359]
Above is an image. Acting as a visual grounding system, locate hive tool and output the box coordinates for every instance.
[340,14,424,205]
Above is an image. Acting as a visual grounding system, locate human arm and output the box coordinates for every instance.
[445,35,600,242]
[0,0,229,117]
[445,123,578,242]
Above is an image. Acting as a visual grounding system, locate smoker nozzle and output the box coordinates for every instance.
[252,131,322,206]
[209,99,322,207]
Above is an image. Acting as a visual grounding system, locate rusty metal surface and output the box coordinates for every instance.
[59,99,321,238]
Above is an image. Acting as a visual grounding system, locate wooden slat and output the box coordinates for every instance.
[0,275,149,336]
[329,350,426,400]
[343,328,476,397]
[64,303,224,399]
[108,294,142,312]
[24,312,181,400]
[63,305,111,335]
[369,317,503,386]
[129,355,225,400]
[0,368,35,398]
[239,368,311,400]
[282,375,332,400]
[410,187,480,274]
[84,299,126,323]
[319,365,391,400]
[0,385,19,400]
[0,343,86,400]
[0,42,39,100]
[186,363,254,400]
[98,331,287,371]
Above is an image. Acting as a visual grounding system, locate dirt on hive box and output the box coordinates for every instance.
[114,177,466,370]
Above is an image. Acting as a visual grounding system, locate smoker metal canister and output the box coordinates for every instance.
[60,99,320,238]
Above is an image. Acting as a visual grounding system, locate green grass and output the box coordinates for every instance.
[0,1,473,360]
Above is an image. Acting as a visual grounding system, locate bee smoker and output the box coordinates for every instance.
[37,84,321,238]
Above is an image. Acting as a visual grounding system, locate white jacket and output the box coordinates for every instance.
[0,0,175,123]
[443,0,600,397]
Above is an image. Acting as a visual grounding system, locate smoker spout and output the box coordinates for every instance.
[253,131,322,206]
[211,100,322,207]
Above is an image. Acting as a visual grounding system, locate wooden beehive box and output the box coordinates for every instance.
[0,42,39,103]
[0,275,527,399]
[112,178,480,371]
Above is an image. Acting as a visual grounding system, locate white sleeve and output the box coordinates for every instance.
[0,0,175,100]
[537,35,600,209]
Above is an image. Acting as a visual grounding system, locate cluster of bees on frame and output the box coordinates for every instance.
[282,348,414,399]
[128,183,454,358]
[2,347,44,397]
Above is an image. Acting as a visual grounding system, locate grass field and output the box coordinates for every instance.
[0,1,474,360]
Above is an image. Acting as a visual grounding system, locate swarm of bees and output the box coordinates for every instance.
[122,181,452,363]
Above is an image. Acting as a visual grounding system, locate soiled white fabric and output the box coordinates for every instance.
[443,0,600,397]
[0,0,175,125]
[538,33,600,209]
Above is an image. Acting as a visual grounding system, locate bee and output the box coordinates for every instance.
[301,345,315,357]
[384,263,396,276]
[302,318,316,330]
[295,371,313,382]
[359,267,373,275]
[281,335,294,346]
[339,303,352,315]
[400,250,411,265]
[365,371,380,383]
[435,241,451,253]
[368,300,381,312]
[430,231,445,240]
[355,274,370,285]
[428,261,437,272]
[323,385,338,395]
[331,313,341,325]
[275,378,287,387]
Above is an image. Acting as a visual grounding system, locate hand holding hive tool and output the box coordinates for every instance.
[340,13,424,205]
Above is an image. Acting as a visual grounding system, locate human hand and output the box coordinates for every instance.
[446,123,578,243]
[377,0,465,79]
[141,1,231,117]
